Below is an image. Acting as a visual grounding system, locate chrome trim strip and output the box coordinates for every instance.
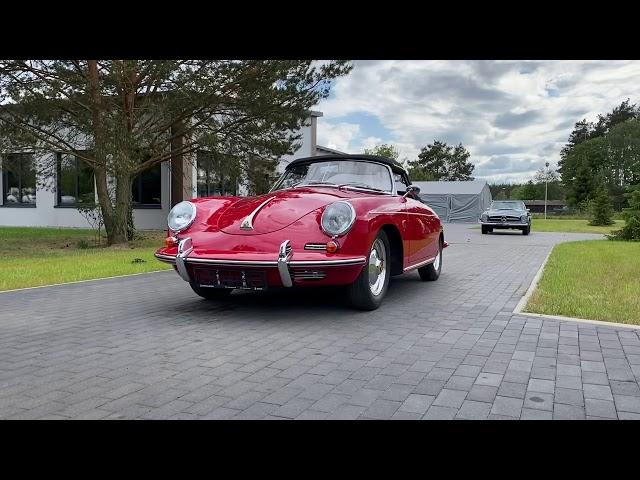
[290,258,366,267]
[304,243,328,251]
[157,254,366,269]
[175,237,193,282]
[403,256,436,272]
[187,258,279,266]
[278,240,293,287]
[155,253,177,264]
[240,197,275,230]
[480,222,529,227]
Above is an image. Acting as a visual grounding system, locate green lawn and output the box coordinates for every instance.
[471,218,624,234]
[525,240,640,325]
[531,218,624,234]
[0,227,171,291]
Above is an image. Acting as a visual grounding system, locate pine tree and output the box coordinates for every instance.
[589,180,614,226]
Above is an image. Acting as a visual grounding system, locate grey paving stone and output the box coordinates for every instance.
[527,378,555,394]
[585,399,618,419]
[553,403,585,420]
[497,382,527,399]
[475,372,503,387]
[613,395,640,414]
[433,389,467,409]
[467,385,498,403]
[422,405,458,420]
[520,408,553,420]
[455,400,492,420]
[554,387,584,407]
[490,396,523,418]
[524,392,554,411]
[399,394,435,415]
[583,384,613,401]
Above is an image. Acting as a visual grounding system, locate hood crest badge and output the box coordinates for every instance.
[240,197,275,230]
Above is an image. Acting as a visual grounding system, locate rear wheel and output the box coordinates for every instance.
[347,230,390,311]
[418,239,442,281]
[190,282,233,300]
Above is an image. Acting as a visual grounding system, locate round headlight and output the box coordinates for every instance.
[521,214,528,222]
[168,201,196,232]
[321,201,356,237]
[481,213,488,222]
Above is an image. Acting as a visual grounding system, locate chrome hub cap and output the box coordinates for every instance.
[368,239,386,296]
[433,246,441,271]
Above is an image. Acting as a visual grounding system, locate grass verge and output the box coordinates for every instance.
[525,240,640,325]
[0,227,171,291]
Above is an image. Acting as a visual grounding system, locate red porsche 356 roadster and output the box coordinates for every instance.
[155,154,446,310]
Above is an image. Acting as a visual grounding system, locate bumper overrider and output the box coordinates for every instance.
[155,238,367,289]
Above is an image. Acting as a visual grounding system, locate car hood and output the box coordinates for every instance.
[484,209,526,217]
[216,187,351,235]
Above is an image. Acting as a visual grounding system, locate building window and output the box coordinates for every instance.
[57,152,95,206]
[132,163,161,208]
[197,151,239,197]
[2,153,37,206]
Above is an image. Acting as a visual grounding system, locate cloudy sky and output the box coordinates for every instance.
[315,60,640,183]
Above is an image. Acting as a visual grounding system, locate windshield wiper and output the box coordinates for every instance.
[294,181,339,188]
[337,182,386,193]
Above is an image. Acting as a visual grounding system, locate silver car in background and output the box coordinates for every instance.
[479,200,531,235]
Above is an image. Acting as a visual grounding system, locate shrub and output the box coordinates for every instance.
[610,186,640,241]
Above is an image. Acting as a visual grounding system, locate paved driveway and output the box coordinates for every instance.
[1,224,639,420]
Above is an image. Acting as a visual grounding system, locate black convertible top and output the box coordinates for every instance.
[286,154,407,175]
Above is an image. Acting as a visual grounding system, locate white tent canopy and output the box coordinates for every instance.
[413,180,493,223]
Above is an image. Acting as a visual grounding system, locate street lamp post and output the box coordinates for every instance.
[544,161,550,220]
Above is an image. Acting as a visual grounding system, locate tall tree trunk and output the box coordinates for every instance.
[111,173,132,246]
[94,164,118,245]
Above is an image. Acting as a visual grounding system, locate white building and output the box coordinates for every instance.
[0,111,338,230]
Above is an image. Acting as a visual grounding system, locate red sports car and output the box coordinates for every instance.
[155,154,446,310]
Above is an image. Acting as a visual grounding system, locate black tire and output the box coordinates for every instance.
[522,225,530,235]
[488,227,493,233]
[481,226,487,234]
[190,282,233,300]
[418,238,442,281]
[347,230,391,311]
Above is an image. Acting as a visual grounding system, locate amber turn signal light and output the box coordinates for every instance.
[165,236,178,248]
[326,240,339,253]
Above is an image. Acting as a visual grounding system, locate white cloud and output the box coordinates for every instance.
[314,60,640,183]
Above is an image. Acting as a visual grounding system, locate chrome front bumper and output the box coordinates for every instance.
[480,221,529,227]
[155,238,366,288]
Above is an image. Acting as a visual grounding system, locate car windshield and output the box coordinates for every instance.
[491,201,526,211]
[271,160,393,193]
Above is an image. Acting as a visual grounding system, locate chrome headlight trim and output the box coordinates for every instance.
[520,214,528,222]
[168,201,196,233]
[321,201,356,237]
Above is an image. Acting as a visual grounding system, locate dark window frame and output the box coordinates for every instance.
[1,152,37,208]
[55,152,96,208]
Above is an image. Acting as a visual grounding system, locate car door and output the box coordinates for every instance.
[399,175,439,266]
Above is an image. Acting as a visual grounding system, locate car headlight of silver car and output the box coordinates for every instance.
[321,201,356,237]
[168,201,196,232]
[481,213,488,222]
[521,214,528,222]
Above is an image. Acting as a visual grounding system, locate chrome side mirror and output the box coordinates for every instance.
[403,185,420,198]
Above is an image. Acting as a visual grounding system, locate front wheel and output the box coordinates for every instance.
[522,225,531,235]
[347,230,391,310]
[190,282,233,300]
[418,239,442,281]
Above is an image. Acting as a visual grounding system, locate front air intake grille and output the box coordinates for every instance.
[291,270,326,280]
